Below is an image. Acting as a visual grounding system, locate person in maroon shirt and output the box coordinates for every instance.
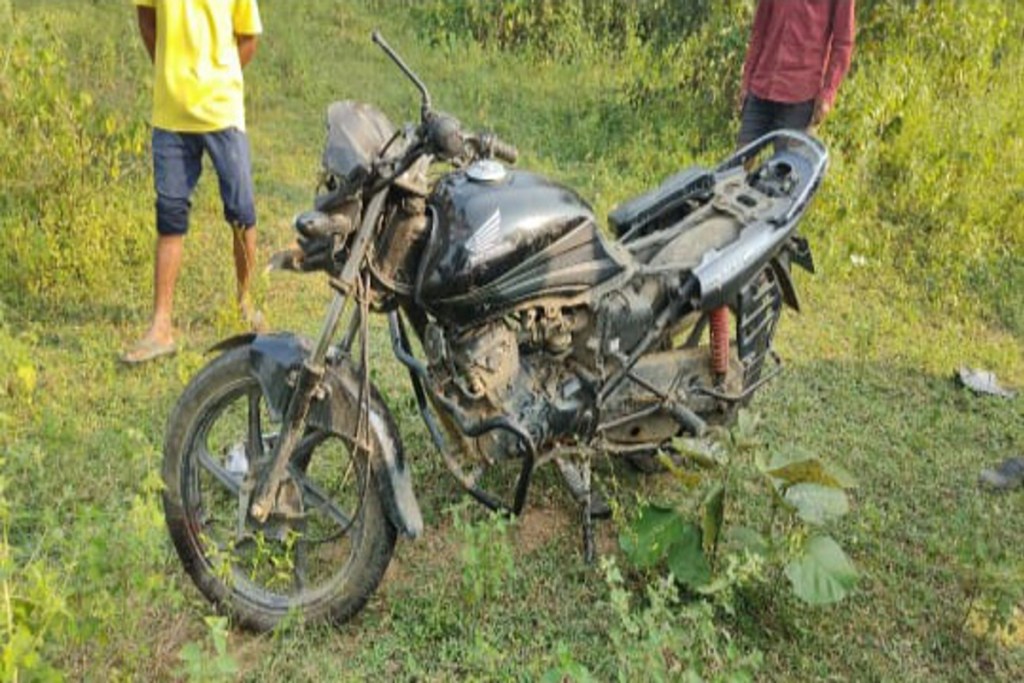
[737,0,856,146]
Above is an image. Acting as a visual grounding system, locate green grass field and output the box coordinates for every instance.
[1,1,1022,680]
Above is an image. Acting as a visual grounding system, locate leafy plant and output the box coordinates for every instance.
[601,557,762,682]
[176,616,239,683]
[620,411,859,605]
[541,642,597,683]
[451,503,516,609]
[0,8,151,315]
[957,516,1024,646]
[0,458,73,682]
[758,446,859,604]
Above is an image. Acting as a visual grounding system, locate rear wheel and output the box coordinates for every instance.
[162,346,397,631]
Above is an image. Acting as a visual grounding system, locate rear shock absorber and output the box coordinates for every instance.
[709,306,730,378]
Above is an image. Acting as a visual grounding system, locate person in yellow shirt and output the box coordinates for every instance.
[122,0,263,364]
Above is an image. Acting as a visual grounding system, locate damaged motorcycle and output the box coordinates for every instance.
[162,33,827,630]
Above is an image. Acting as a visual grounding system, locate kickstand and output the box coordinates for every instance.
[555,455,599,564]
[580,456,596,564]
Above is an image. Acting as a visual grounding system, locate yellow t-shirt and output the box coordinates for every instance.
[134,0,262,132]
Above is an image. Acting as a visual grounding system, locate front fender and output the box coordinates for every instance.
[229,332,423,538]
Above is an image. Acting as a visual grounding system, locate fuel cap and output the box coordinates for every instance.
[466,159,507,183]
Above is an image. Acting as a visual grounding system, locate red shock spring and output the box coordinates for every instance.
[709,306,730,376]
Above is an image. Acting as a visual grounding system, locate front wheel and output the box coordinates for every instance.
[162,346,397,631]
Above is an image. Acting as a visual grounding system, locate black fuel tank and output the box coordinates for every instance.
[417,165,624,324]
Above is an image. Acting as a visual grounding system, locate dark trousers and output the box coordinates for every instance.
[737,95,815,147]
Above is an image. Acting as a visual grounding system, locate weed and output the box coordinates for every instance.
[602,557,763,682]
[451,503,517,611]
[958,518,1024,645]
[0,460,73,682]
[619,412,858,606]
[176,616,239,683]
[541,642,598,683]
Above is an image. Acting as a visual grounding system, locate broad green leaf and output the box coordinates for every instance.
[785,535,858,605]
[765,447,857,488]
[672,436,727,469]
[702,483,725,553]
[754,449,769,473]
[619,504,687,568]
[822,460,859,489]
[763,447,821,479]
[671,438,729,471]
[666,522,711,588]
[784,483,850,525]
[725,526,768,556]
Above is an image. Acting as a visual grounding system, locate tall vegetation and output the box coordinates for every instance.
[833,0,1023,332]
[2,0,1021,332]
[0,9,153,314]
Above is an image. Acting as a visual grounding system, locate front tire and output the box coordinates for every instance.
[162,346,397,631]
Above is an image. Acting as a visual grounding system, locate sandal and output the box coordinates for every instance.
[119,338,177,365]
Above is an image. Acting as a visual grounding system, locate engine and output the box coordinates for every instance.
[423,305,596,464]
[421,264,736,463]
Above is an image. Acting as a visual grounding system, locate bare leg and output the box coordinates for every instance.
[121,234,182,362]
[233,225,264,330]
[147,234,183,344]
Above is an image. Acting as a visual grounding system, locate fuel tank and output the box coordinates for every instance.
[416,163,625,325]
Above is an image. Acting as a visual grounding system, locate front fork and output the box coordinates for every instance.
[248,351,329,522]
[248,190,387,523]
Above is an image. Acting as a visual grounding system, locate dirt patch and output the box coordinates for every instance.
[379,499,624,596]
[514,503,621,559]
[379,518,459,589]
[514,504,572,555]
[148,612,197,675]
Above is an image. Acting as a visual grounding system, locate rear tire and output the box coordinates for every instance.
[162,346,397,632]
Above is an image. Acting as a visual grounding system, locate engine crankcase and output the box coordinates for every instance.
[426,312,595,464]
[600,347,742,447]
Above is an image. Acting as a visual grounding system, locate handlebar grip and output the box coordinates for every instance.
[490,137,518,165]
[476,132,518,165]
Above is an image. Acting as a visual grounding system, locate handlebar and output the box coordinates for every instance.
[422,118,518,165]
[473,132,519,165]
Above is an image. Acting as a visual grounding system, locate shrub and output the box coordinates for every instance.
[415,0,734,60]
[0,9,152,314]
[823,0,1024,333]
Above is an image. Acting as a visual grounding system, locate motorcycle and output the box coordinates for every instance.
[162,33,827,631]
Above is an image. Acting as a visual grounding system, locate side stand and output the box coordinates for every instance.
[555,455,608,564]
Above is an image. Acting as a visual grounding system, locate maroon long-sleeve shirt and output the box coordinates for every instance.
[741,0,856,106]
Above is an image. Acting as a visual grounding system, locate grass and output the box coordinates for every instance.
[1,0,1022,680]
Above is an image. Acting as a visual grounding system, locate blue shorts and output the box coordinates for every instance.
[152,127,257,236]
